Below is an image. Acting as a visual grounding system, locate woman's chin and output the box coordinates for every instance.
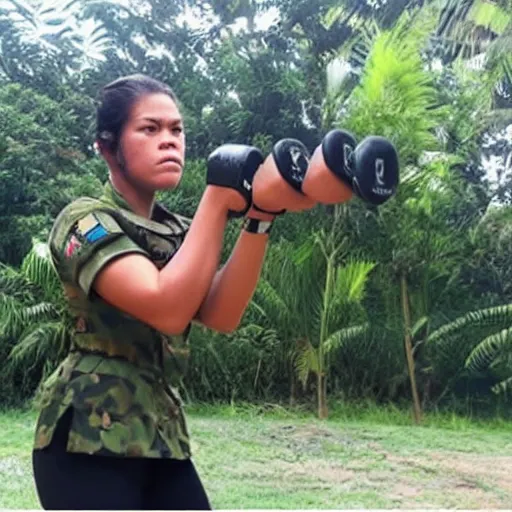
[153,172,183,190]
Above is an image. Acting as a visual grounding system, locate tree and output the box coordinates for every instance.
[0,0,111,94]
[253,212,375,419]
[321,7,489,421]
[0,239,71,403]
[0,83,102,265]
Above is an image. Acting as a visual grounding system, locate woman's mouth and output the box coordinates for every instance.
[158,156,182,168]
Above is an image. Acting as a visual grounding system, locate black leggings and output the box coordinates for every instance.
[32,409,212,510]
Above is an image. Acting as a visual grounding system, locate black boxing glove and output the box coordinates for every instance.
[272,138,311,193]
[322,129,358,184]
[251,138,313,216]
[322,130,399,205]
[206,144,263,217]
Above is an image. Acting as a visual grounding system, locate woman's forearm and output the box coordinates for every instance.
[196,228,271,332]
[156,188,230,332]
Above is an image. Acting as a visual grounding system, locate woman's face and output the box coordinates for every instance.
[117,92,185,191]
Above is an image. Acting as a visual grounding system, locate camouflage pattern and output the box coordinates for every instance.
[33,180,194,459]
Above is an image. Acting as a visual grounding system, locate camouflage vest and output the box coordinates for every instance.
[34,180,194,459]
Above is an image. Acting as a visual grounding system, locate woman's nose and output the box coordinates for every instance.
[160,135,177,149]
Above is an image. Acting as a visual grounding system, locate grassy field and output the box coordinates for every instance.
[1,402,511,509]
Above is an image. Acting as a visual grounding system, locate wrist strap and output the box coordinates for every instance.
[243,217,274,235]
[252,203,286,216]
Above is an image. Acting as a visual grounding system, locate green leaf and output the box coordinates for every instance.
[428,304,512,344]
[492,375,512,394]
[333,259,376,305]
[469,0,511,35]
[8,321,68,370]
[411,316,429,338]
[323,324,369,355]
[293,340,319,387]
[465,326,512,372]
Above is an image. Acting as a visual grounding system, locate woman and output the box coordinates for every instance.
[31,74,309,510]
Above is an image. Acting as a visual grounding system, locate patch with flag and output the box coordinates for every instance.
[64,235,81,258]
[76,213,109,243]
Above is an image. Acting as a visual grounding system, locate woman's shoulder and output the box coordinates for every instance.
[153,202,192,232]
[56,196,115,224]
[48,196,120,254]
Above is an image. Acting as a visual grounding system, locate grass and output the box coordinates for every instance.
[1,402,512,509]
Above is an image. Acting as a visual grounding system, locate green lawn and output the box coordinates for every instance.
[1,403,511,509]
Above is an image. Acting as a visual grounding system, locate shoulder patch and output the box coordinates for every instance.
[76,213,109,243]
[64,234,81,258]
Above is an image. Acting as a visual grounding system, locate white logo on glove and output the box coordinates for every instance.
[289,145,309,181]
[343,144,353,170]
[375,159,385,186]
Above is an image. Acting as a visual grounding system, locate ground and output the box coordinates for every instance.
[0,405,511,509]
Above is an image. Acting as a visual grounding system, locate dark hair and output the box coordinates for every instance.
[96,74,178,152]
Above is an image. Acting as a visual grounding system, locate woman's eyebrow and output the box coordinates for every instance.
[140,116,182,125]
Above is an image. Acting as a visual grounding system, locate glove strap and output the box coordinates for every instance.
[243,218,274,235]
[252,203,286,216]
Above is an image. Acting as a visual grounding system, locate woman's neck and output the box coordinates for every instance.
[109,173,155,219]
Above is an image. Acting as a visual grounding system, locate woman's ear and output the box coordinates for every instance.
[95,139,119,171]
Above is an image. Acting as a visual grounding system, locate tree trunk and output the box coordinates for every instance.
[317,372,328,419]
[317,252,335,420]
[289,363,296,406]
[400,273,422,424]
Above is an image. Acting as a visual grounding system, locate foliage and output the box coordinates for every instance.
[428,301,512,394]
[0,83,101,265]
[0,240,70,405]
[0,0,511,416]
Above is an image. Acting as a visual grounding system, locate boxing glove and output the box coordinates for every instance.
[251,138,317,214]
[302,129,357,204]
[206,144,264,218]
[351,135,400,204]
[310,130,399,206]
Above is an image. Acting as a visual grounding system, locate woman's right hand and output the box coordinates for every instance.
[204,185,248,216]
[205,143,264,217]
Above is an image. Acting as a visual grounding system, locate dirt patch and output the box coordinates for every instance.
[390,482,423,499]
[273,424,336,440]
[386,453,441,474]
[231,422,512,508]
[430,452,512,492]
[0,457,26,477]
[273,459,354,484]
[381,451,512,508]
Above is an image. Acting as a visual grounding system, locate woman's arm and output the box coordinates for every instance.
[194,209,275,333]
[93,187,242,335]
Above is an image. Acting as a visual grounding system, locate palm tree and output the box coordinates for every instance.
[252,211,375,419]
[320,7,488,423]
[427,203,512,395]
[435,0,511,60]
[428,303,512,394]
[435,0,512,120]
[0,239,71,386]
